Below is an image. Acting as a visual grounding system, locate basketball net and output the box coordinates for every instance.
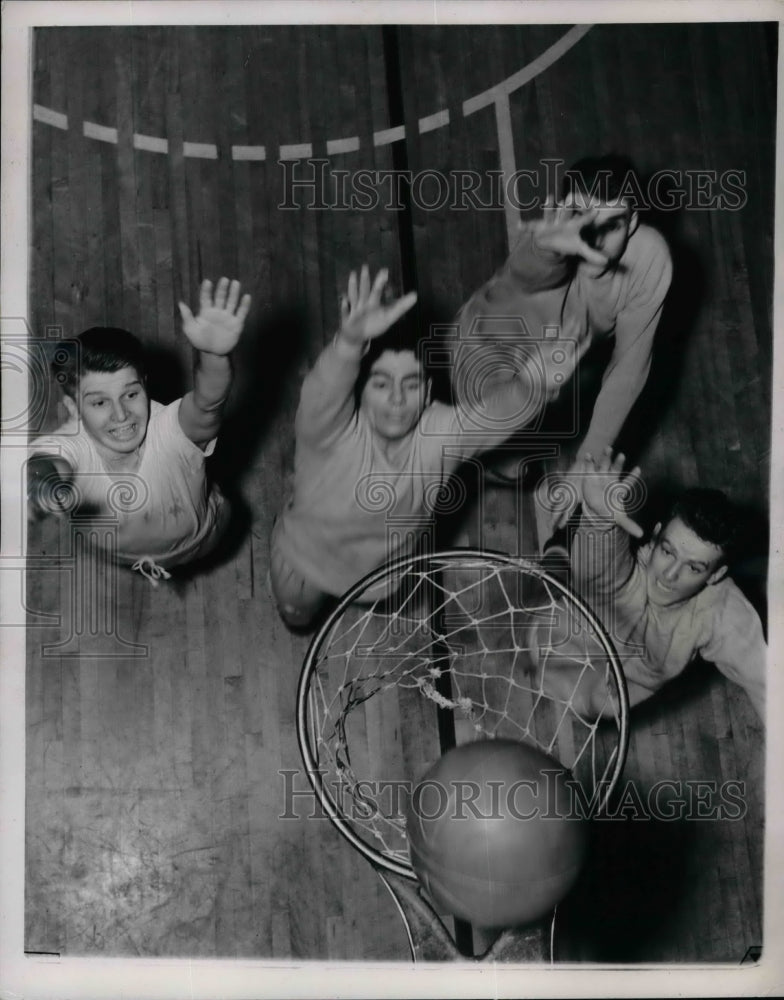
[296,549,629,962]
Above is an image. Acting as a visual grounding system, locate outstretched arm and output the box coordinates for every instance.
[700,590,766,723]
[551,251,671,530]
[578,234,672,460]
[296,266,417,447]
[450,308,596,459]
[570,449,644,599]
[577,449,644,537]
[178,277,251,449]
[501,203,610,293]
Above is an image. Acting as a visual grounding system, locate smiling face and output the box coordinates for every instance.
[360,349,430,443]
[646,516,728,607]
[68,366,150,458]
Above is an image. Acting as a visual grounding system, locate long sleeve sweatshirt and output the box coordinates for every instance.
[571,519,766,720]
[456,221,673,458]
[275,335,538,598]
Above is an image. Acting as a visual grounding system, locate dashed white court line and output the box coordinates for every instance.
[31,26,592,162]
[82,120,117,142]
[373,125,406,147]
[133,133,168,153]
[33,104,67,129]
[182,141,218,159]
[231,144,267,161]
[326,136,360,155]
[419,109,450,134]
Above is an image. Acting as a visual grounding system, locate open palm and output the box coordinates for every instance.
[339,265,417,346]
[577,449,644,537]
[179,277,251,356]
[532,202,609,267]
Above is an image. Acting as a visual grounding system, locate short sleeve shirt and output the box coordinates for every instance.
[30,399,223,567]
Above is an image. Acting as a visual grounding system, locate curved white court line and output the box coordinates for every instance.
[463,23,592,114]
[31,25,592,162]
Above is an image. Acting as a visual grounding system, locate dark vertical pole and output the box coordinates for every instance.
[380,26,418,295]
[382,25,475,959]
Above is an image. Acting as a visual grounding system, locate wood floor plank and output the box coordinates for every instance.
[49,58,73,335]
[115,34,142,338]
[164,87,192,319]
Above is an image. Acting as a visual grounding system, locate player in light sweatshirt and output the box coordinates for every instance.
[270,265,556,629]
[455,155,672,526]
[534,448,765,722]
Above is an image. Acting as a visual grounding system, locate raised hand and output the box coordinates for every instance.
[179,278,251,356]
[575,448,645,537]
[531,201,609,268]
[338,265,417,347]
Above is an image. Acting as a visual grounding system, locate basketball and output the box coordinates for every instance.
[405,739,588,929]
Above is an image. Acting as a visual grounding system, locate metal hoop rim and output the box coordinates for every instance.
[296,546,630,878]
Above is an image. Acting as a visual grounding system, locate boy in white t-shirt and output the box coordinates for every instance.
[28,277,251,582]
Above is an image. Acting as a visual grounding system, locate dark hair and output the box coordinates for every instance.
[666,488,741,561]
[51,327,147,399]
[562,154,643,210]
[354,316,427,406]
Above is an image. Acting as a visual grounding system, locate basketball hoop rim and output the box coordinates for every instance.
[295,546,631,879]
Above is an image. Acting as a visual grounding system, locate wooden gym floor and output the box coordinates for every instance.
[23,22,772,962]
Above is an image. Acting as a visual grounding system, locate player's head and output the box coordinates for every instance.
[357,323,431,443]
[646,488,739,606]
[562,155,641,267]
[52,328,150,456]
